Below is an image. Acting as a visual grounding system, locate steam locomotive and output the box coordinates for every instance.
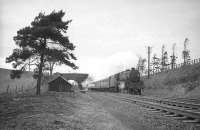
[90,68,143,95]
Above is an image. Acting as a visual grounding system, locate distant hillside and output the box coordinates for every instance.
[0,68,37,94]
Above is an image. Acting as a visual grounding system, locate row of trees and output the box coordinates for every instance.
[6,10,78,95]
[137,38,191,76]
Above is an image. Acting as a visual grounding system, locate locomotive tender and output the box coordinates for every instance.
[90,68,143,95]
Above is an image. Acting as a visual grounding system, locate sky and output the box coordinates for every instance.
[0,0,200,80]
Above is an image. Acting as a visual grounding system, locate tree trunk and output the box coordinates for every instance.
[49,62,55,76]
[36,38,46,95]
[50,64,53,76]
[50,68,53,76]
[36,53,44,95]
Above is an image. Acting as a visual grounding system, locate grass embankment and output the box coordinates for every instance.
[142,63,200,98]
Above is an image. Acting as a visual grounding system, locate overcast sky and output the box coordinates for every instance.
[0,0,200,80]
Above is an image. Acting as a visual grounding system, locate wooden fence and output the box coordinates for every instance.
[142,58,200,79]
[5,83,36,97]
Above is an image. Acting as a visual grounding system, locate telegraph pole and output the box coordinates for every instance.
[170,43,176,69]
[29,58,31,71]
[147,46,151,79]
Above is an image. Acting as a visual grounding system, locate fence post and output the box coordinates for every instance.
[9,85,12,95]
[22,85,23,94]
[7,85,9,94]
[15,85,18,95]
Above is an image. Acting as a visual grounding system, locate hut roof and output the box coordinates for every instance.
[53,73,88,83]
[48,75,70,84]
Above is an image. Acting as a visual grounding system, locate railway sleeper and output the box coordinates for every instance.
[165,112,175,115]
[160,109,168,113]
[161,100,200,109]
[134,103,199,122]
[120,95,200,112]
[126,98,200,121]
[182,118,200,123]
[144,103,200,123]
[165,113,180,117]
[172,115,189,120]
[135,96,200,110]
[107,95,200,123]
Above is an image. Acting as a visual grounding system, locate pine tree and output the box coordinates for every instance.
[6,10,78,95]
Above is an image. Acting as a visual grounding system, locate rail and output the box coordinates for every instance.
[96,93,200,123]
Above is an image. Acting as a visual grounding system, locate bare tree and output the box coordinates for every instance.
[182,38,190,64]
[152,54,160,74]
[160,45,169,71]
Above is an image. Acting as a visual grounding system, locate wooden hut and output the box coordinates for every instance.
[48,76,73,92]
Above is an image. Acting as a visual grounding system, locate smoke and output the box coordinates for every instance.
[106,51,138,75]
[76,50,138,81]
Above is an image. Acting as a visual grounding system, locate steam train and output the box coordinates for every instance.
[90,68,144,95]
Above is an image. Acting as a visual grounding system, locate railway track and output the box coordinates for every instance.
[163,97,200,104]
[97,93,200,124]
[115,94,200,111]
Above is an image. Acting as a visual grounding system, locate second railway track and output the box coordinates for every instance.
[115,94,200,111]
[94,92,200,124]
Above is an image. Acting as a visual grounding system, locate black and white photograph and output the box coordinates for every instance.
[0,0,200,129]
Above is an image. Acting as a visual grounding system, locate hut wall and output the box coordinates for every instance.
[48,77,72,92]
